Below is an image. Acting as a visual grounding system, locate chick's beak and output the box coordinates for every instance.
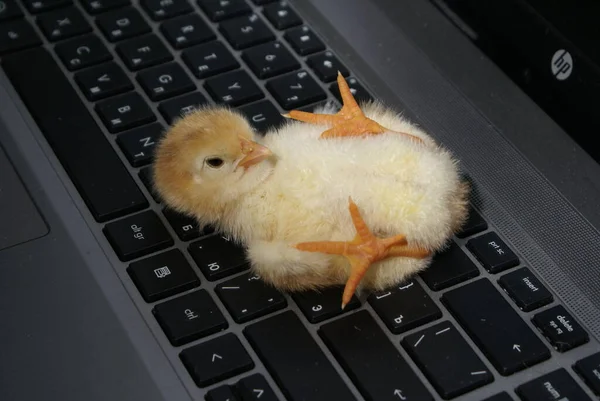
[238,136,272,169]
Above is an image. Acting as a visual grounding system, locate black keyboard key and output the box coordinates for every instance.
[127,248,200,302]
[237,374,278,401]
[532,305,589,352]
[80,0,129,14]
[103,210,173,261]
[263,1,301,30]
[159,92,209,124]
[22,0,70,14]
[482,392,513,401]
[55,34,112,70]
[2,47,148,221]
[442,278,551,375]
[160,14,215,49]
[216,272,287,323]
[368,279,441,334]
[319,310,433,401]
[284,25,325,55]
[219,13,275,49]
[250,0,275,4]
[97,7,151,42]
[163,206,214,241]
[137,62,195,101]
[141,0,191,21]
[116,34,173,70]
[37,6,91,42]
[198,0,251,21]
[180,332,254,387]
[498,267,553,311]
[516,368,592,401]
[188,234,249,280]
[574,352,600,396]
[182,40,239,78]
[245,311,356,401]
[206,386,240,401]
[205,70,264,106]
[237,100,285,135]
[96,92,156,133]
[153,289,228,346]
[402,321,493,399]
[420,241,479,290]
[330,76,372,104]
[467,232,520,273]
[307,51,349,83]
[0,0,23,21]
[74,61,133,101]
[292,285,359,323]
[0,19,41,55]
[242,40,300,78]
[139,166,162,202]
[267,70,326,109]
[116,122,164,166]
[456,207,488,238]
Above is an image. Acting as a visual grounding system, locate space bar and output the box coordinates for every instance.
[1,47,148,222]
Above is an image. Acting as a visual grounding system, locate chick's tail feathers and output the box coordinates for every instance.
[294,197,430,309]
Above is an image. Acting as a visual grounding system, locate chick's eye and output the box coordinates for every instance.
[205,157,224,168]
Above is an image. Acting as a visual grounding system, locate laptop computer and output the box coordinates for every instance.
[1,0,599,400]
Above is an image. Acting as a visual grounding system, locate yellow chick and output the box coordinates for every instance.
[153,73,470,308]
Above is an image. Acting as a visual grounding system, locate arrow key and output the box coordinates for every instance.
[237,373,278,401]
[180,332,254,387]
[206,385,240,401]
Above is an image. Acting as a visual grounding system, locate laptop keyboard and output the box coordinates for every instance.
[1,0,599,400]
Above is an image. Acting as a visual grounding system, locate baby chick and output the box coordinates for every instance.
[153,73,470,308]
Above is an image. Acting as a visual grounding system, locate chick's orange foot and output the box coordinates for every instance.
[293,198,430,309]
[285,72,423,143]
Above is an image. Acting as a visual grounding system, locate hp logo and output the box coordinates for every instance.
[551,49,573,81]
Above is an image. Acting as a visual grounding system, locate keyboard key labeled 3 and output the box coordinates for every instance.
[402,321,493,399]
[442,278,550,375]
[103,210,173,261]
[180,332,254,387]
[466,232,519,273]
[319,310,433,401]
[532,305,589,352]
[153,289,228,345]
[127,248,199,302]
[516,368,592,401]
[498,267,553,311]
